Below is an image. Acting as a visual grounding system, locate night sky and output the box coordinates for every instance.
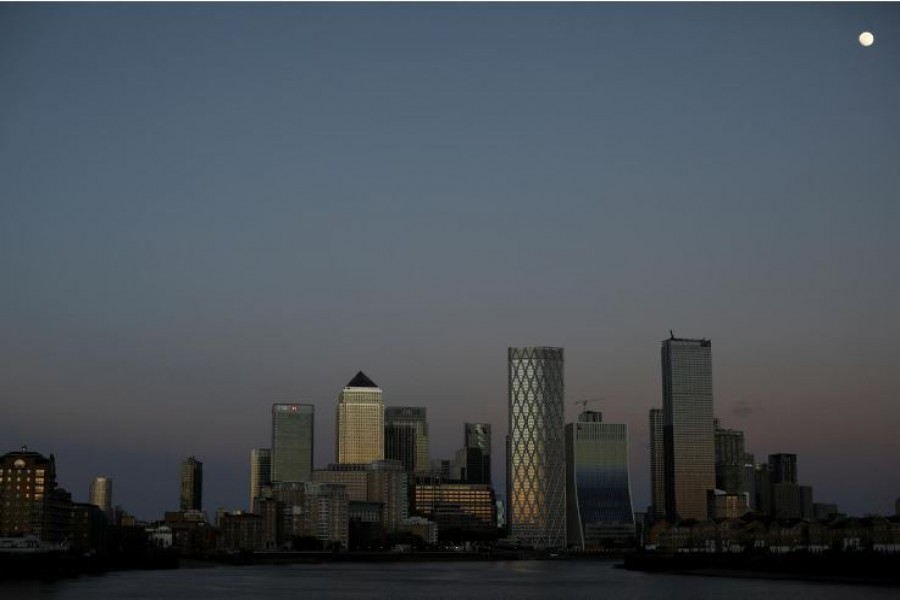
[2,3,898,520]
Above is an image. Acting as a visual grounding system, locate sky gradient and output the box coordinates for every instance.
[1,3,899,520]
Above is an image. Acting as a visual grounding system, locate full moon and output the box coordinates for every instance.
[859,31,874,47]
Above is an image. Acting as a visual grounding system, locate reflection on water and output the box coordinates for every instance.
[3,561,897,600]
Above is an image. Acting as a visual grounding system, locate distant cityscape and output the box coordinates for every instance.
[2,335,899,561]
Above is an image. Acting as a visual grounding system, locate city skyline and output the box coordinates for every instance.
[1,3,898,521]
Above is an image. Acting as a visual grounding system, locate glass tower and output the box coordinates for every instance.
[463,423,492,485]
[648,408,666,520]
[384,406,429,475]
[336,371,384,465]
[507,346,566,550]
[565,411,635,549]
[715,421,747,494]
[249,447,272,510]
[661,334,715,521]
[89,476,113,519]
[271,404,314,482]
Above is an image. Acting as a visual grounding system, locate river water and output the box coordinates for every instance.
[2,560,896,600]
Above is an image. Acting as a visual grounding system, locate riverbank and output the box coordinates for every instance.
[623,552,900,586]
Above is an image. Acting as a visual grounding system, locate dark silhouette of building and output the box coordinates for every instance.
[180,456,203,511]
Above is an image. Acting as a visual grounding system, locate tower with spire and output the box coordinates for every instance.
[336,371,384,464]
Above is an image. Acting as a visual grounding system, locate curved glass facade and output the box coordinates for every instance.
[565,414,635,549]
[507,346,566,550]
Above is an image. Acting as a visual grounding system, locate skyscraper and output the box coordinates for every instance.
[661,334,715,521]
[271,404,314,482]
[715,421,747,494]
[768,453,798,484]
[89,476,113,519]
[565,411,635,550]
[507,346,566,550]
[180,456,203,512]
[384,406,429,475]
[336,371,384,465]
[648,408,666,521]
[249,448,272,510]
[462,423,492,485]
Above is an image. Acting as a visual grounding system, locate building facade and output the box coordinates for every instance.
[414,482,496,539]
[249,448,272,511]
[336,371,384,465]
[768,453,798,484]
[0,448,70,542]
[507,346,566,549]
[384,406,429,475]
[661,334,715,521]
[180,456,203,512]
[648,408,666,521]
[89,476,113,519]
[714,422,747,495]
[271,404,314,483]
[462,423,492,485]
[565,411,636,550]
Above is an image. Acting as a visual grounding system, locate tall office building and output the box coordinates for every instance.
[271,404,314,483]
[507,346,566,550]
[566,411,635,550]
[89,476,113,518]
[661,334,715,521]
[336,372,384,465]
[384,406,429,475]
[463,423,492,485]
[648,408,666,520]
[715,421,746,495]
[249,448,272,510]
[180,456,203,511]
[768,453,798,484]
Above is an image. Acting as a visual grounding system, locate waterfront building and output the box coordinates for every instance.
[565,411,636,550]
[772,483,814,520]
[715,422,746,495]
[661,334,715,521]
[336,371,384,465]
[384,406,429,475]
[507,346,566,549]
[180,456,203,511]
[70,502,107,554]
[218,511,264,552]
[271,404,314,483]
[0,447,71,543]
[398,516,438,545]
[312,460,407,532]
[266,481,349,550]
[648,408,666,521]
[706,489,750,519]
[413,482,496,539]
[249,448,272,511]
[89,476,113,519]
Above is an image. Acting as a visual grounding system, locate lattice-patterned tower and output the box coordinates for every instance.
[507,346,566,550]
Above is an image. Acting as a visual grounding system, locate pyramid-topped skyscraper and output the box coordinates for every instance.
[336,371,384,464]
